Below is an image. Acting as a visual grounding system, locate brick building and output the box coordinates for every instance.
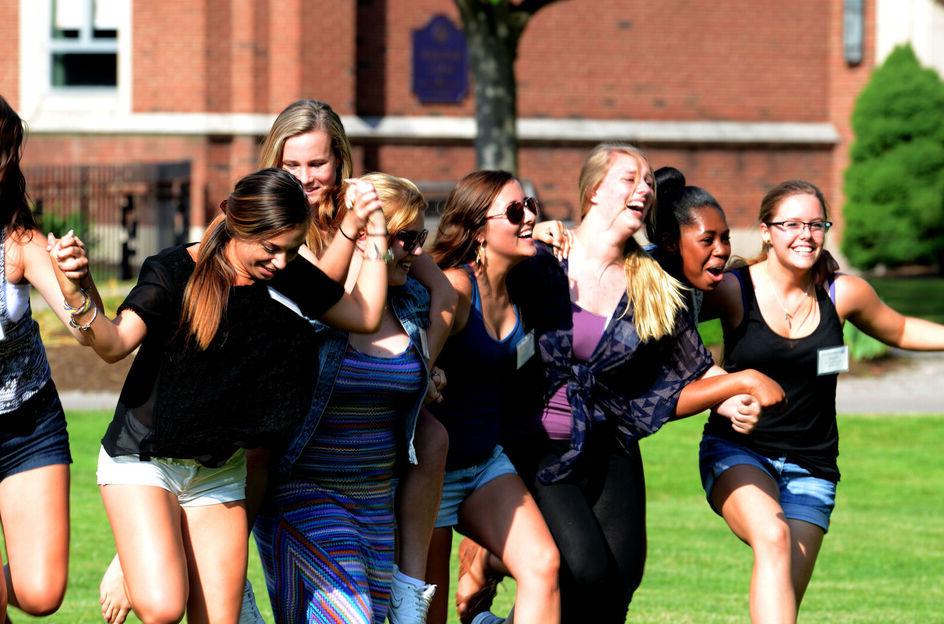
[2,0,942,258]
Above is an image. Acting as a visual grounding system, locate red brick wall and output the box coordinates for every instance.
[0,1,18,106]
[381,0,832,122]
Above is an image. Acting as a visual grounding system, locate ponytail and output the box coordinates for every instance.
[182,213,236,349]
[620,239,687,342]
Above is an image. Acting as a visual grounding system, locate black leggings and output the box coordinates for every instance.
[510,437,647,624]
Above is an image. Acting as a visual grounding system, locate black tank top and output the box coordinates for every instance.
[704,266,844,481]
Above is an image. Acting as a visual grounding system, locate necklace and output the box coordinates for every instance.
[764,267,814,329]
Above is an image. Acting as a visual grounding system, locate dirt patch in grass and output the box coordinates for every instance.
[45,343,132,393]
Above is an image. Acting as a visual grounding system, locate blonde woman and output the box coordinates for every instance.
[458,144,784,624]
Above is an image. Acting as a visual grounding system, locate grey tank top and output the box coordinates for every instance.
[0,227,52,413]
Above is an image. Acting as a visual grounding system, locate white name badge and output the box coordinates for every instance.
[516,331,536,370]
[817,345,849,376]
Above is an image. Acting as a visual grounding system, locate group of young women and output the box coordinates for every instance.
[3,91,943,624]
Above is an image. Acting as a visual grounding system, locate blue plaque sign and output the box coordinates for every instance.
[412,15,468,104]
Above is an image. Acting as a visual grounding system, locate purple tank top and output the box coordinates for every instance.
[541,303,607,440]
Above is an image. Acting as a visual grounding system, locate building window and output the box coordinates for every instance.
[843,0,864,66]
[49,0,120,87]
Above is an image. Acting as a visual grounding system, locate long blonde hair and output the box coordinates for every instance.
[359,172,427,235]
[578,143,686,342]
[182,168,310,349]
[259,99,353,252]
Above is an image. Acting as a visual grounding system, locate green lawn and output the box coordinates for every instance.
[867,276,944,324]
[4,412,942,623]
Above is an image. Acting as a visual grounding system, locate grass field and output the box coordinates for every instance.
[3,412,942,623]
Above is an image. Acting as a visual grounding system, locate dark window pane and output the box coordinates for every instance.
[52,53,117,87]
[93,28,117,39]
[52,28,80,39]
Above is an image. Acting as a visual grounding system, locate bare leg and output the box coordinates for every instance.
[396,409,448,580]
[787,519,825,609]
[180,501,248,624]
[425,527,453,624]
[458,474,560,624]
[0,464,70,616]
[712,465,796,624]
[99,484,189,624]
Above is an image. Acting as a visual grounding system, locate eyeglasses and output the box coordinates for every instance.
[485,197,540,225]
[392,228,428,253]
[767,220,832,234]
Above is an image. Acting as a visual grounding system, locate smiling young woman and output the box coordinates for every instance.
[700,179,944,623]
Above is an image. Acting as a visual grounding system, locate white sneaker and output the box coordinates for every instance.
[239,579,266,624]
[388,569,436,624]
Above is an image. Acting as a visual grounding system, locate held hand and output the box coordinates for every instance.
[532,220,573,259]
[716,394,761,434]
[47,230,88,298]
[343,179,385,231]
[424,366,447,404]
[740,369,785,408]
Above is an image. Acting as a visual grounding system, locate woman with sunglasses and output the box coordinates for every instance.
[698,180,944,623]
[51,167,388,624]
[253,173,436,624]
[423,170,561,624]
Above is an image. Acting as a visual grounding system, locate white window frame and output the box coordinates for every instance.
[19,0,132,120]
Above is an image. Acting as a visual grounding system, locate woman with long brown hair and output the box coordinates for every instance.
[52,167,388,624]
[0,94,95,621]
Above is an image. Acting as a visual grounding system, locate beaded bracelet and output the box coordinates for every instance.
[62,289,91,316]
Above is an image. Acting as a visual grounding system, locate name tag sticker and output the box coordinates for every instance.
[817,345,849,376]
[419,328,430,360]
[516,331,536,370]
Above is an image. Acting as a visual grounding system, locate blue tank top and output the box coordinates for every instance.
[430,266,526,470]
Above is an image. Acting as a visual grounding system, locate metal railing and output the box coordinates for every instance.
[26,161,191,281]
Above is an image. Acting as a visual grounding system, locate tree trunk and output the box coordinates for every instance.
[455,0,525,173]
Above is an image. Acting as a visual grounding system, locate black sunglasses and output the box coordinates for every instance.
[485,197,540,225]
[392,228,428,253]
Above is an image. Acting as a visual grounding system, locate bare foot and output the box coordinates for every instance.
[99,555,131,624]
[455,538,500,624]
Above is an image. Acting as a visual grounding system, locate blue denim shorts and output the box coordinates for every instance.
[0,381,72,480]
[699,434,836,532]
[435,445,517,528]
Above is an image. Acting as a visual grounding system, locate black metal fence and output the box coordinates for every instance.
[25,161,191,281]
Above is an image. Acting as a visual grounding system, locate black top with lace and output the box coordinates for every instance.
[102,244,344,466]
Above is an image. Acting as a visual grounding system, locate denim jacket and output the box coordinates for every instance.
[274,276,432,477]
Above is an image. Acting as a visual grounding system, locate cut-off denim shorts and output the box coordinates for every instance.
[699,434,836,532]
[435,445,517,528]
[0,381,72,480]
[97,447,247,507]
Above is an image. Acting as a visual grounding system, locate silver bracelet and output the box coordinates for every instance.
[68,304,98,331]
[63,289,91,315]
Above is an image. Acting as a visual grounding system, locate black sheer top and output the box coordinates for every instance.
[103,244,344,466]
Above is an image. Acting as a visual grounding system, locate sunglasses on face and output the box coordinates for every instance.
[485,197,540,225]
[392,228,428,253]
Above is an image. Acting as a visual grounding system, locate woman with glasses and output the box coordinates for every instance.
[253,173,436,624]
[424,170,562,624]
[698,179,944,622]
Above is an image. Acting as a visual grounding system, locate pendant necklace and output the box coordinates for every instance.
[766,270,813,329]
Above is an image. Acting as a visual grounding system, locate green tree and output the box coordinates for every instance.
[455,0,565,173]
[843,44,944,270]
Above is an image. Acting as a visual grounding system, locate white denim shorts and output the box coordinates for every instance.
[96,446,247,507]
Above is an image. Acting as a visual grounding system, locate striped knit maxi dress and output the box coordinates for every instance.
[255,344,424,624]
